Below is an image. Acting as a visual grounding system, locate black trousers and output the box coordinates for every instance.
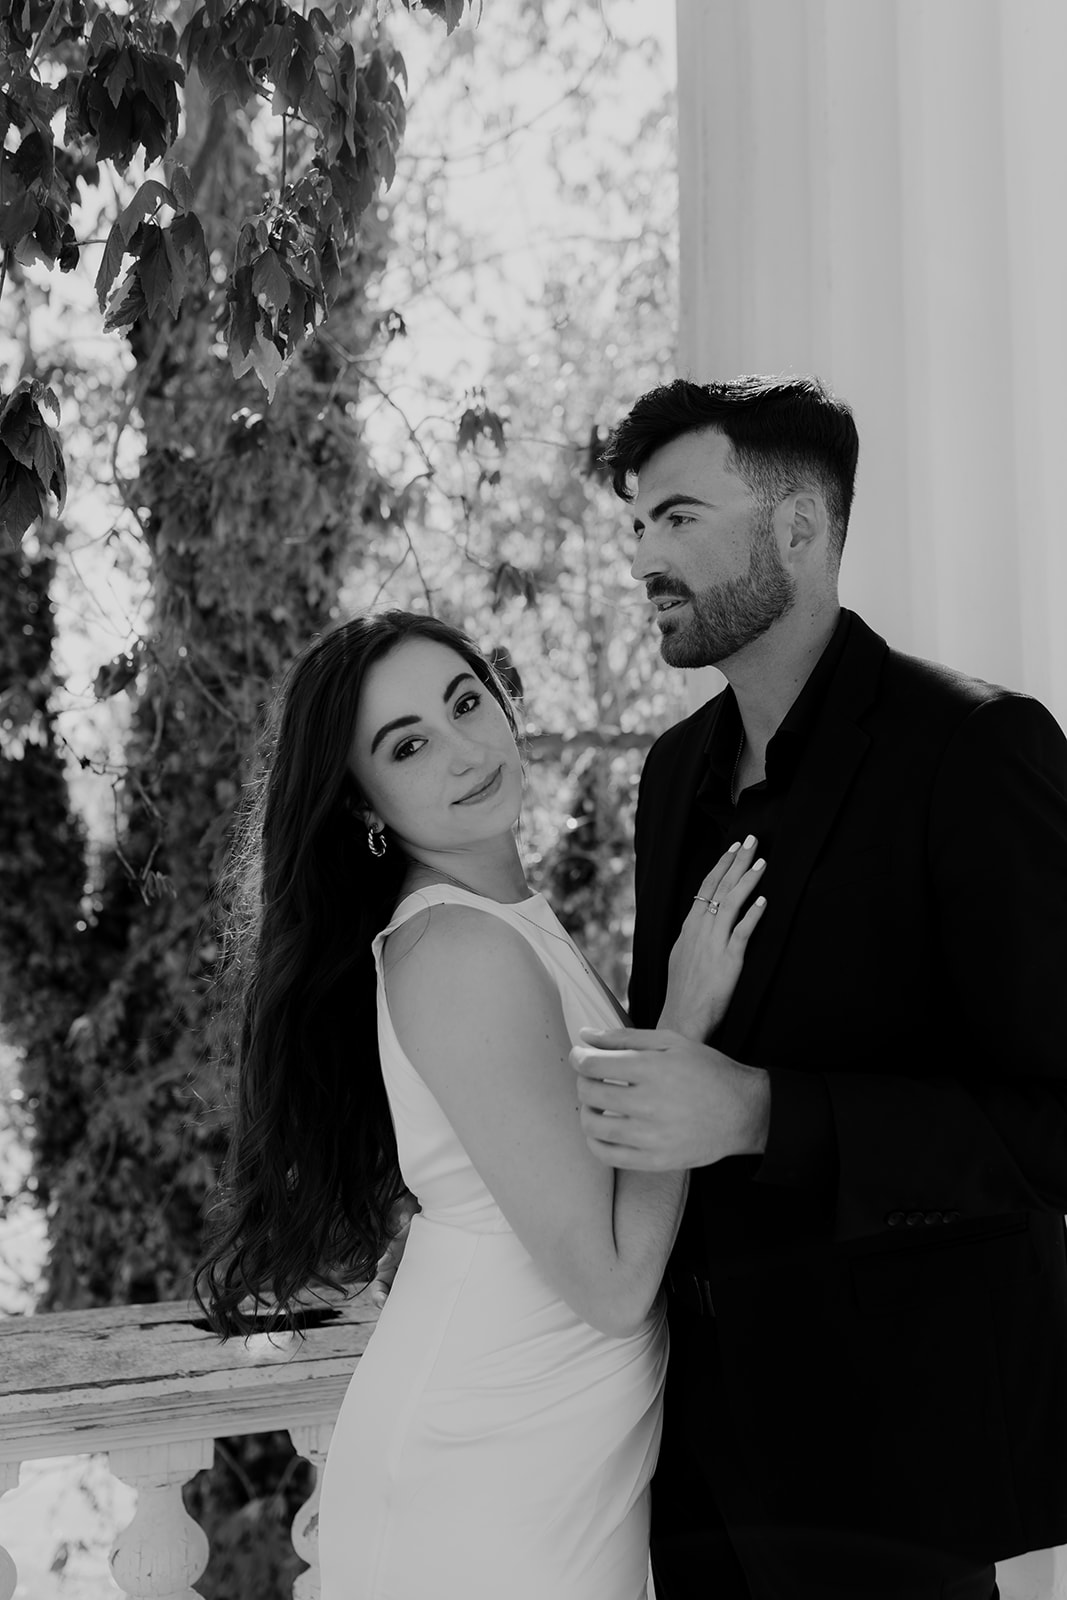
[650,1304,999,1600]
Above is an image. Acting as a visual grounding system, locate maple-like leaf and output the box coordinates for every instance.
[0,461,46,542]
[136,223,172,318]
[92,647,143,701]
[102,268,148,332]
[0,190,40,248]
[228,263,258,357]
[251,246,290,310]
[229,329,287,402]
[10,127,52,187]
[0,383,65,538]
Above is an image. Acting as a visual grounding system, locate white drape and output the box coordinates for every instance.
[676,0,1067,732]
[674,6,1067,1595]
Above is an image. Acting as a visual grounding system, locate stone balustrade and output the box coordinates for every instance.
[3,1291,1064,1600]
[0,1293,379,1599]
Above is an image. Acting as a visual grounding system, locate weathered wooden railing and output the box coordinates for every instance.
[3,1294,1066,1600]
[0,1293,379,1599]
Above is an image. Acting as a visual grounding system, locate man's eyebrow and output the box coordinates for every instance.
[369,671,477,755]
[633,494,712,533]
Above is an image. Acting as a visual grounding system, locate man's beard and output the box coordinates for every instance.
[655,511,796,669]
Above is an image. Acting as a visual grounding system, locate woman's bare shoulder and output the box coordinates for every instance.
[381,901,549,996]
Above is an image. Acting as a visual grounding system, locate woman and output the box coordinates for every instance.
[197,611,766,1599]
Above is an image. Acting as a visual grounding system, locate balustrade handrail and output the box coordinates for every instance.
[0,1292,378,1461]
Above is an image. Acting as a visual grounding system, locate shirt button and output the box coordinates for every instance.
[905,1210,925,1227]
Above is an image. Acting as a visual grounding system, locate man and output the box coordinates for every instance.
[572,375,1067,1600]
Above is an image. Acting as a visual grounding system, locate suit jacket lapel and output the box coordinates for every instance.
[630,692,730,1025]
[716,617,888,1056]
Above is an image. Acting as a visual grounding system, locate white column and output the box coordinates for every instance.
[676,0,1067,726]
[0,1463,19,1600]
[109,1441,212,1600]
[290,1422,333,1600]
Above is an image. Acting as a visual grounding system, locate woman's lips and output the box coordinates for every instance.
[454,765,504,804]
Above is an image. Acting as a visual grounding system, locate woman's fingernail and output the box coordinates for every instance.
[753,858,765,871]
[743,833,757,848]
[728,840,741,852]
[755,895,767,907]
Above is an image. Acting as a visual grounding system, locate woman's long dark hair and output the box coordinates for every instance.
[195,611,519,1337]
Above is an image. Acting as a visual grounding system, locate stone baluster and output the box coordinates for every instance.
[108,1439,213,1600]
[289,1422,334,1600]
[0,1461,19,1600]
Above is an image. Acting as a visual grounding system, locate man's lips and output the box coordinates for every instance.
[646,583,691,613]
[453,765,503,804]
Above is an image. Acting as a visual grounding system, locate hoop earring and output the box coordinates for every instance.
[367,828,387,858]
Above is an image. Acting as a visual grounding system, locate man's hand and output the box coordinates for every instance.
[369,1192,419,1308]
[571,1027,771,1170]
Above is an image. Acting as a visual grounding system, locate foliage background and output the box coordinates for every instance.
[0,0,683,1589]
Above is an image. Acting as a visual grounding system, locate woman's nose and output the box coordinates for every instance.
[447,728,483,769]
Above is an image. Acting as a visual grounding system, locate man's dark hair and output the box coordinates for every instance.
[601,375,859,559]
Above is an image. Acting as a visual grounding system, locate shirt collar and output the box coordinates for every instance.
[704,609,853,783]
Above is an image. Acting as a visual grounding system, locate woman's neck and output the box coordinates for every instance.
[401,840,531,904]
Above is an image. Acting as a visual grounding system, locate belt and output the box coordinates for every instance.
[665,1265,716,1319]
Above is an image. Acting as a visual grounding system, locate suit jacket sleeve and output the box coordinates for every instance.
[756,692,1067,1237]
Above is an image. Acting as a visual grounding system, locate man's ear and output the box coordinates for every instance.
[783,490,827,553]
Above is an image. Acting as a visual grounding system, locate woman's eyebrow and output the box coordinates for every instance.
[369,672,477,754]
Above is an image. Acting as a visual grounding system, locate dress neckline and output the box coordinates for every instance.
[392,883,545,916]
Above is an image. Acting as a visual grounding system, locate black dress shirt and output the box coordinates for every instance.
[675,611,854,1203]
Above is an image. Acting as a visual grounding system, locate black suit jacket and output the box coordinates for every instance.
[631,611,1067,1563]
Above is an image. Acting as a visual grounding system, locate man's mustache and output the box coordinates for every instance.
[645,578,695,603]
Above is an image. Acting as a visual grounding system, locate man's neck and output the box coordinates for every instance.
[724,602,842,759]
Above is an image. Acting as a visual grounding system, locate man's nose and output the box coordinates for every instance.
[630,537,664,584]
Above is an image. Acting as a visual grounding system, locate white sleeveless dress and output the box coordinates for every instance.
[317,885,668,1600]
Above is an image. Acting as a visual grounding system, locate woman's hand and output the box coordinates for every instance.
[658,837,768,1041]
[369,1191,420,1309]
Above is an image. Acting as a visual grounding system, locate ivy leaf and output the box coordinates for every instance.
[170,210,209,282]
[0,190,40,248]
[11,127,52,187]
[168,162,194,214]
[95,180,174,309]
[118,178,173,238]
[13,233,49,269]
[92,646,144,701]
[95,219,127,308]
[136,223,172,318]
[105,47,134,110]
[102,267,147,332]
[0,460,46,542]
[229,329,287,402]
[402,0,469,34]
[457,397,507,454]
[228,263,258,357]
[0,382,66,539]
[251,246,290,310]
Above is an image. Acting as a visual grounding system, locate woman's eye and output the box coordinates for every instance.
[455,691,481,716]
[393,737,424,761]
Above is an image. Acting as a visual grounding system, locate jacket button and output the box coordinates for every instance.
[924,1211,943,1225]
[886,1211,905,1227]
[944,1210,961,1223]
[905,1210,925,1226]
